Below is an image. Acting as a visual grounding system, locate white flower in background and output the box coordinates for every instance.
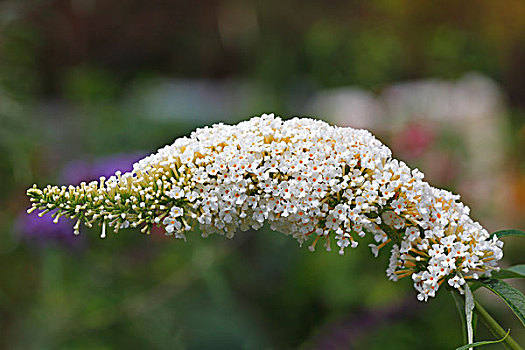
[163,216,182,234]
[170,206,183,217]
[448,275,466,289]
[27,113,503,301]
[167,186,185,199]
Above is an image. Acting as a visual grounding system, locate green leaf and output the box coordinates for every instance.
[491,229,525,239]
[451,291,468,344]
[454,330,510,350]
[469,281,483,292]
[478,279,525,327]
[492,265,525,280]
[451,291,479,341]
[507,265,525,278]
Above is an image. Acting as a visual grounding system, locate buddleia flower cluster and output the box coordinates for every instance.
[27,114,503,301]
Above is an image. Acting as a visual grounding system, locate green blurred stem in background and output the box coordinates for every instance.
[473,299,524,350]
[452,291,524,350]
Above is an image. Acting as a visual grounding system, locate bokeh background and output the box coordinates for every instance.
[1,1,525,349]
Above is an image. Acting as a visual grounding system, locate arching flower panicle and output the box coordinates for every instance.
[26,114,503,301]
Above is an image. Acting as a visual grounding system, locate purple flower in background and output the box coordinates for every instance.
[17,211,80,247]
[61,152,145,184]
[19,152,145,246]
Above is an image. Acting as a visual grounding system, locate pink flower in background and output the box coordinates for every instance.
[392,122,435,159]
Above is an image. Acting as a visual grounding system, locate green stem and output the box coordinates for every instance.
[473,299,524,350]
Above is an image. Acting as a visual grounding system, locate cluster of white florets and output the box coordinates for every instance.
[27,114,503,301]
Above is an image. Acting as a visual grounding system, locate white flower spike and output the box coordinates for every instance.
[27,114,503,301]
